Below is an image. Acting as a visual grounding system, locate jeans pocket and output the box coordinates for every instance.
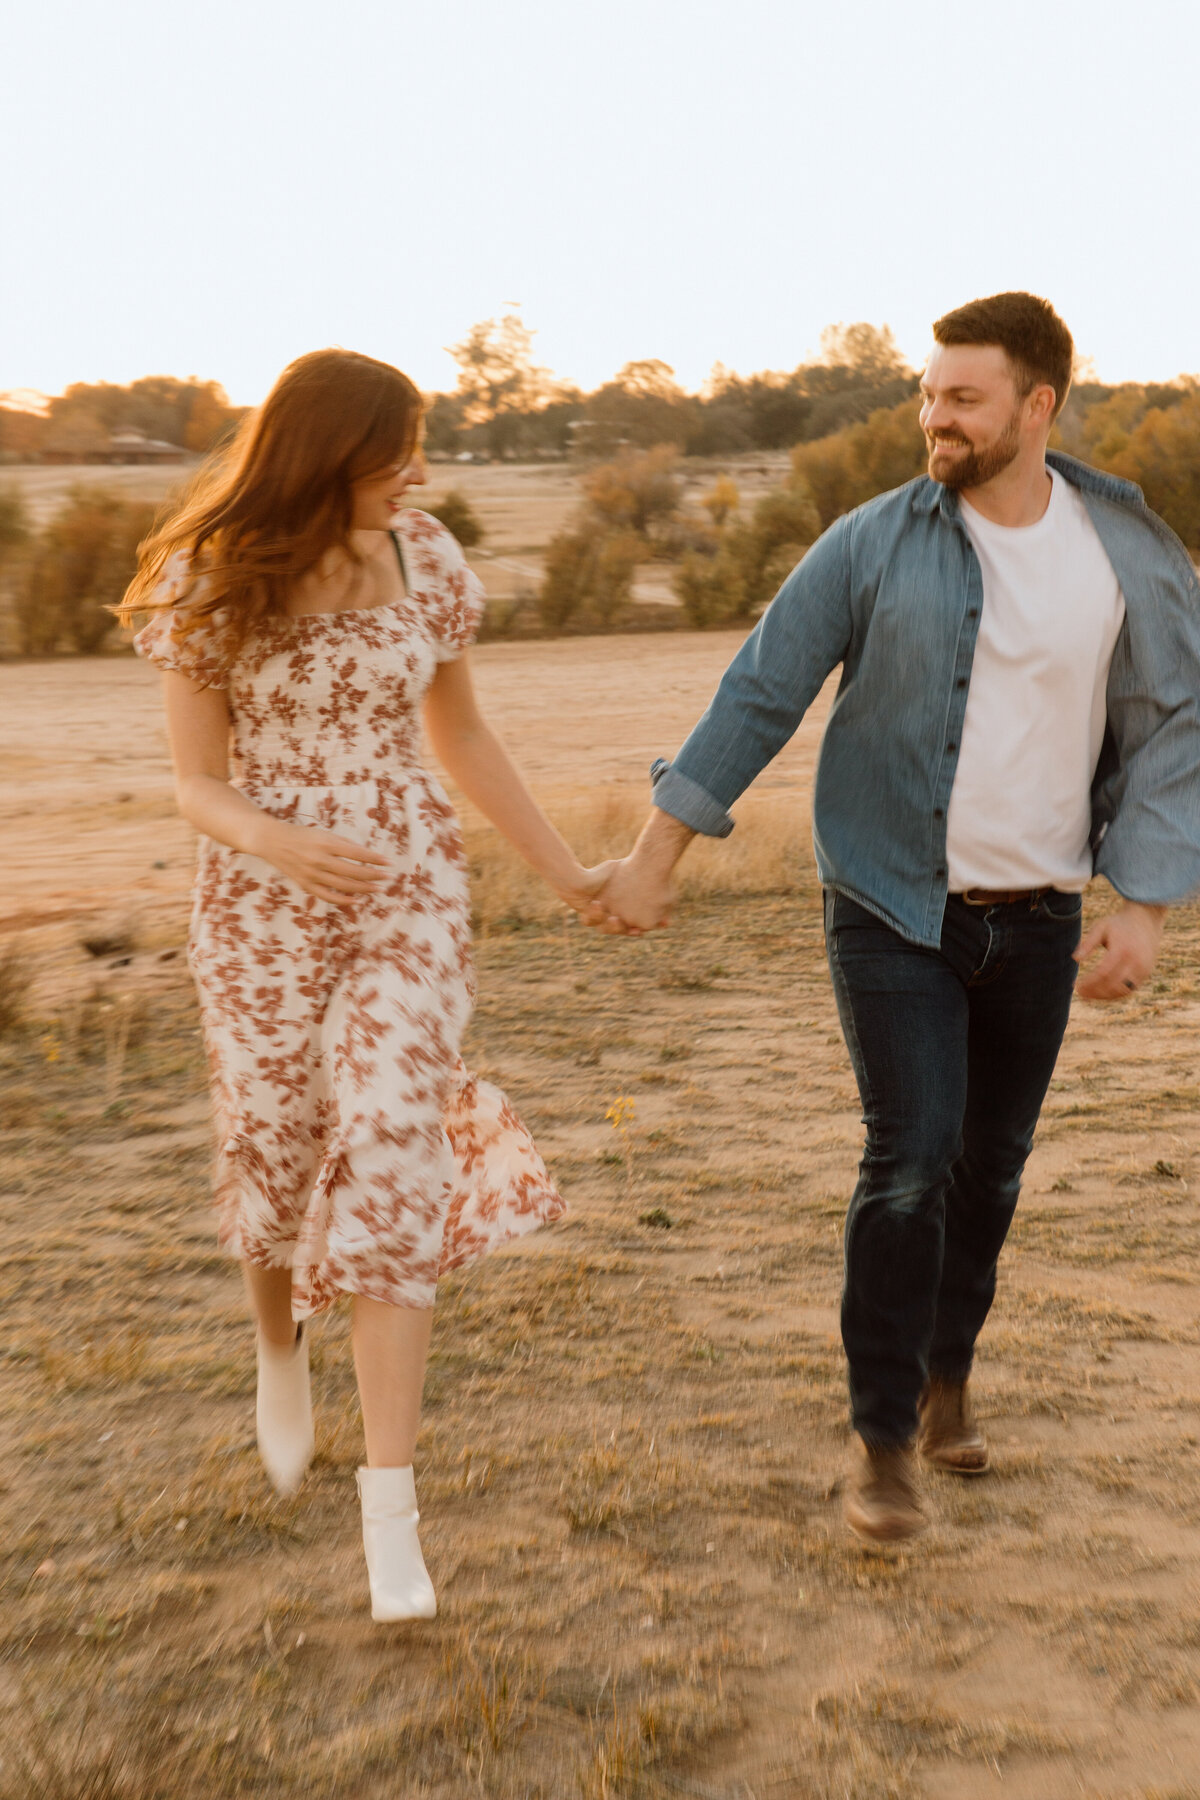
[827,889,883,937]
[1037,890,1083,923]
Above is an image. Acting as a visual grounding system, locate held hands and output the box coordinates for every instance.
[256,818,392,905]
[589,852,676,936]
[551,859,626,928]
[581,810,692,936]
[1074,901,1167,1001]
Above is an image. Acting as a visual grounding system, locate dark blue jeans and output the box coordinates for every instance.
[825,888,1082,1447]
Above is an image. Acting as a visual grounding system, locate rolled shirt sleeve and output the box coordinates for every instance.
[650,758,736,837]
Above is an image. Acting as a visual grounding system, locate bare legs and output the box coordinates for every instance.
[243,1263,298,1349]
[352,1297,435,1467]
[242,1263,433,1467]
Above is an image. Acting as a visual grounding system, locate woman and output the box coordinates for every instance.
[122,349,613,1622]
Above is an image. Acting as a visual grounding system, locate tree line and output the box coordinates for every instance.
[0,323,918,464]
[2,319,1198,657]
[0,378,246,460]
[427,316,921,460]
[4,324,1197,550]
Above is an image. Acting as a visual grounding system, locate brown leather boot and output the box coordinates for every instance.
[918,1376,989,1474]
[844,1439,927,1544]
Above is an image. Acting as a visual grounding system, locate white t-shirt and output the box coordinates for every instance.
[945,469,1126,893]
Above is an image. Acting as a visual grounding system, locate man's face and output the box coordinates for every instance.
[919,343,1033,489]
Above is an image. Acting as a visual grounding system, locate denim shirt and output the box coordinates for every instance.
[652,452,1200,948]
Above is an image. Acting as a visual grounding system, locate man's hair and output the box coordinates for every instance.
[932,292,1074,417]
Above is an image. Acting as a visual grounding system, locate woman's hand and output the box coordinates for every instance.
[551,860,623,927]
[255,817,392,905]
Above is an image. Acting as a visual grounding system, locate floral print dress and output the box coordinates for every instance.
[137,509,564,1318]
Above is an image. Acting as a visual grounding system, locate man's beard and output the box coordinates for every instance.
[927,409,1022,489]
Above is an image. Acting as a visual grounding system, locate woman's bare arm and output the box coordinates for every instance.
[422,655,613,914]
[163,671,390,904]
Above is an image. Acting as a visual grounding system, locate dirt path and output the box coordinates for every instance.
[2,647,1199,1798]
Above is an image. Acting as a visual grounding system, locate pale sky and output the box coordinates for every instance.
[2,0,1196,405]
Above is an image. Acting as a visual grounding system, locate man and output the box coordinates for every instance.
[599,293,1200,1543]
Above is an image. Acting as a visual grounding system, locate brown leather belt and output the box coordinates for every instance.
[956,886,1053,907]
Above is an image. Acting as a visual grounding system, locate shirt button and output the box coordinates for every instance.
[946,742,958,754]
[935,866,947,879]
[934,808,945,820]
[968,608,979,619]
[956,678,967,688]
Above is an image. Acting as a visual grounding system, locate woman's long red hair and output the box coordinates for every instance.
[119,349,423,644]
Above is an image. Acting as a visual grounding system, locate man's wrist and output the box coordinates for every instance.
[1122,899,1168,925]
[635,809,695,876]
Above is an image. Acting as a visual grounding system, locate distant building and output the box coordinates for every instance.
[41,426,188,466]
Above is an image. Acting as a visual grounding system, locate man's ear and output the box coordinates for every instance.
[1028,383,1057,428]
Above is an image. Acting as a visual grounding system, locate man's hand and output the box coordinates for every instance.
[597,855,676,935]
[590,808,696,936]
[550,860,624,928]
[1074,900,1167,1001]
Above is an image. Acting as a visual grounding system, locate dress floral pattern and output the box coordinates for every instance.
[137,509,564,1317]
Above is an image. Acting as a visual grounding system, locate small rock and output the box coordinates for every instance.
[152,860,168,870]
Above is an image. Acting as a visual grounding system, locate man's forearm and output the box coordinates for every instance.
[632,807,697,876]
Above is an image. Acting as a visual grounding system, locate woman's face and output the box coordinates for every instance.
[350,438,428,530]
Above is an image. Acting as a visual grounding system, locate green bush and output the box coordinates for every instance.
[583,445,683,541]
[790,399,926,529]
[537,525,640,632]
[674,478,820,627]
[16,488,157,655]
[423,488,485,548]
[675,546,746,629]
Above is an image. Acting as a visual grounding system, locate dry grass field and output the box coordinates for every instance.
[3,588,1200,1795]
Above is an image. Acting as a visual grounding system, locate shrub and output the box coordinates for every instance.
[583,445,683,541]
[423,488,485,548]
[16,488,157,655]
[674,478,819,627]
[537,525,639,632]
[700,475,740,528]
[0,486,30,563]
[536,445,681,632]
[790,399,926,529]
[675,546,747,629]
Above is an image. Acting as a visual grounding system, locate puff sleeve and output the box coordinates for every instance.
[133,554,234,691]
[399,511,486,663]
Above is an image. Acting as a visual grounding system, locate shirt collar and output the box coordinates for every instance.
[910,449,1145,520]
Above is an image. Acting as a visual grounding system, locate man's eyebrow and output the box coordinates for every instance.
[919,381,983,396]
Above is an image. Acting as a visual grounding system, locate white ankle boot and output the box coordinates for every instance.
[356,1466,437,1622]
[255,1327,314,1496]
